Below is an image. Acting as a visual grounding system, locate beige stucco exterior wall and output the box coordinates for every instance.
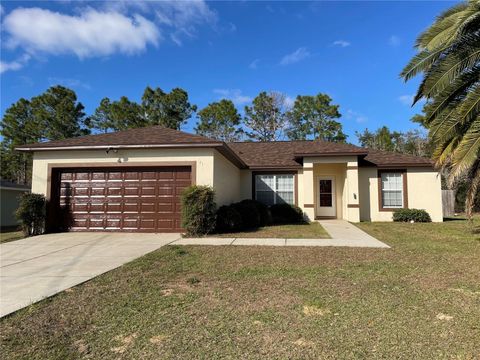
[212,150,242,206]
[31,148,215,197]
[358,166,443,222]
[239,170,253,200]
[406,168,443,222]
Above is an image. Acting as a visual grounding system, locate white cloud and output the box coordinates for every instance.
[389,35,401,47]
[153,0,217,44]
[48,77,91,90]
[398,94,414,106]
[228,22,237,32]
[249,59,260,69]
[333,40,351,48]
[345,109,368,124]
[0,53,30,74]
[3,7,160,58]
[280,47,310,66]
[213,89,252,105]
[1,1,218,71]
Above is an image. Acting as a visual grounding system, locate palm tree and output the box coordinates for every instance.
[401,0,480,219]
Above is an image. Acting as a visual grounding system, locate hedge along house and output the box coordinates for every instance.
[16,126,443,233]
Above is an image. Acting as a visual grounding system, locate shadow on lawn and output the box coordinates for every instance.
[443,217,467,222]
[216,222,310,235]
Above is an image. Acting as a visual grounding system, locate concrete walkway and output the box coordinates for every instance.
[317,220,390,248]
[171,220,389,248]
[0,232,180,317]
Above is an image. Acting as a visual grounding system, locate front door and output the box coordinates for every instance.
[316,176,336,218]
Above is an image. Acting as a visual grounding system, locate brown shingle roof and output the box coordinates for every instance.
[16,126,434,168]
[16,126,221,150]
[226,140,367,168]
[362,149,433,167]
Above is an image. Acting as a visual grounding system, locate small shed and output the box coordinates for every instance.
[0,180,30,228]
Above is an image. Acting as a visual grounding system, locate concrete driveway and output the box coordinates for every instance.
[0,232,181,317]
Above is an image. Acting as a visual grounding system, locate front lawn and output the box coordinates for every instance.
[0,228,23,244]
[215,222,330,238]
[1,217,479,359]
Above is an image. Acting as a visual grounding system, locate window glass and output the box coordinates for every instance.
[381,172,403,208]
[255,174,294,205]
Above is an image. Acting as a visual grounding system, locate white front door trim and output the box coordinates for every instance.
[316,176,336,218]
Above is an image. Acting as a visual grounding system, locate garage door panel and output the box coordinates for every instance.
[72,187,89,196]
[140,203,156,212]
[107,203,122,212]
[107,172,122,181]
[72,218,88,229]
[74,172,90,181]
[157,187,174,196]
[107,187,122,196]
[71,203,89,212]
[92,172,106,180]
[91,187,107,196]
[157,203,175,212]
[140,187,156,196]
[54,166,191,232]
[142,171,157,179]
[158,219,175,230]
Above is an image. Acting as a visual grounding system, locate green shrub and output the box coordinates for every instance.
[181,185,217,236]
[239,199,272,226]
[215,205,243,233]
[232,200,262,229]
[15,193,46,236]
[270,203,304,224]
[393,208,432,223]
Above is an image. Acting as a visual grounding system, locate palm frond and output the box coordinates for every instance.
[417,11,465,50]
[432,135,458,167]
[421,50,480,98]
[455,9,480,36]
[450,115,480,179]
[400,44,452,82]
[430,105,462,141]
[455,82,480,124]
[426,71,480,122]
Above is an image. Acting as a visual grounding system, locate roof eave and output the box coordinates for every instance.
[375,163,435,169]
[293,151,368,159]
[15,143,224,152]
[216,144,248,169]
[247,165,302,170]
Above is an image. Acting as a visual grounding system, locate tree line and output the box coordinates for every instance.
[1,84,427,185]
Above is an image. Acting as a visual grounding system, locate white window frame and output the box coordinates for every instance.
[254,173,295,206]
[380,171,405,209]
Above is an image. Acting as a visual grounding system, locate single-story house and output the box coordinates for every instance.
[0,180,30,228]
[16,126,443,232]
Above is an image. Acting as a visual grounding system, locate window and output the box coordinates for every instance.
[380,172,405,209]
[255,174,295,205]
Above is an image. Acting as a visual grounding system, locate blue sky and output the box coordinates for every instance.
[0,1,455,143]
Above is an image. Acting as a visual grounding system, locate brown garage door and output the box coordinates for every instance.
[51,167,191,232]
